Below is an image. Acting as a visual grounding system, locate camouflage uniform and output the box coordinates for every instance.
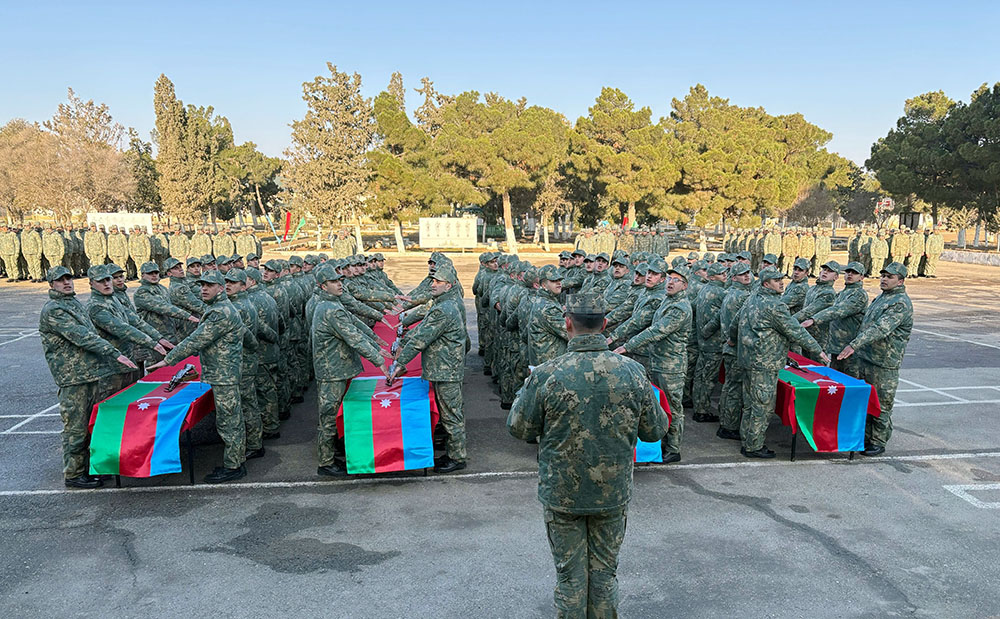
[106,228,130,278]
[134,270,192,349]
[608,276,667,372]
[227,279,264,452]
[798,232,815,276]
[527,284,569,366]
[0,226,22,280]
[22,227,43,281]
[151,229,170,270]
[265,265,293,417]
[780,230,799,276]
[84,226,107,268]
[169,273,206,339]
[507,326,669,619]
[235,230,258,260]
[189,229,213,259]
[793,278,837,351]
[923,229,944,277]
[212,231,236,259]
[42,227,66,274]
[813,231,831,277]
[849,266,912,448]
[248,274,282,434]
[870,233,889,276]
[812,277,868,376]
[128,229,152,275]
[169,229,190,261]
[847,230,860,264]
[473,254,498,357]
[39,272,125,479]
[693,274,727,421]
[718,275,752,433]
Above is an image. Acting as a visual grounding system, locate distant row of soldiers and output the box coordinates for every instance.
[0,223,260,283]
[723,227,833,277]
[574,226,673,257]
[846,226,945,278]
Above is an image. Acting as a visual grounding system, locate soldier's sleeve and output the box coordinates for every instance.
[42,308,122,359]
[506,369,545,440]
[352,286,396,303]
[256,313,278,344]
[173,288,206,316]
[134,289,192,320]
[163,310,224,365]
[331,307,383,364]
[772,305,824,358]
[635,376,670,443]
[605,296,635,326]
[89,305,158,350]
[401,304,429,327]
[625,305,684,352]
[699,297,724,340]
[402,290,433,310]
[343,294,384,322]
[396,308,448,368]
[812,291,868,327]
[848,303,909,351]
[795,292,831,321]
[539,302,569,342]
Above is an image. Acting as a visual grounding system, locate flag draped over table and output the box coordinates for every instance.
[778,364,880,452]
[635,384,672,463]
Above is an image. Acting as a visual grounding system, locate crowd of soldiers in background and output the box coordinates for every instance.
[574,224,674,256]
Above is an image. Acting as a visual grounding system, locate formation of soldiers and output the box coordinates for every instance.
[39,246,474,487]
[0,223,261,283]
[847,225,946,278]
[574,225,673,257]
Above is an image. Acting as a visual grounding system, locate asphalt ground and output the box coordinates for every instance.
[2,253,999,618]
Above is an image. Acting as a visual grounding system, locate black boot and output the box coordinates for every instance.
[203,465,247,483]
[317,463,348,477]
[64,475,103,489]
[434,456,467,474]
[716,427,741,441]
[741,446,776,459]
[246,447,266,459]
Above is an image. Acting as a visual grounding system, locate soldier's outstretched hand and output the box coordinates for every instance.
[153,344,167,356]
[612,346,627,355]
[381,350,394,360]
[146,359,166,371]
[837,346,854,361]
[117,355,138,370]
[800,318,814,328]
[819,352,832,365]
[159,338,175,350]
[188,315,200,323]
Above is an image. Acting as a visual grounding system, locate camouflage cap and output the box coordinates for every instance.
[668,265,692,282]
[634,263,649,277]
[314,263,342,283]
[566,293,607,315]
[186,256,202,267]
[196,270,225,286]
[246,268,263,284]
[288,255,304,266]
[230,253,243,262]
[571,248,587,258]
[707,262,728,276]
[246,252,259,261]
[595,252,610,263]
[646,256,667,274]
[107,263,125,276]
[539,265,564,282]
[730,262,751,276]
[163,257,182,271]
[758,266,786,282]
[201,254,216,264]
[318,252,329,261]
[737,251,751,261]
[558,250,572,259]
[217,255,234,266]
[523,267,539,286]
[140,261,160,274]
[584,254,596,262]
[87,264,110,281]
[687,251,699,259]
[691,260,708,273]
[303,254,320,266]
[703,252,716,263]
[223,269,247,284]
[432,263,458,284]
[821,260,842,273]
[611,252,630,266]
[762,253,778,264]
[844,261,865,274]
[374,253,385,260]
[880,262,907,278]
[793,257,810,271]
[263,259,282,272]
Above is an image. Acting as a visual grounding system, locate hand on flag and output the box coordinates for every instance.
[159,338,175,350]
[837,346,855,361]
[146,359,166,371]
[188,316,200,323]
[153,343,168,356]
[117,355,138,370]
[801,319,815,328]
[612,346,626,355]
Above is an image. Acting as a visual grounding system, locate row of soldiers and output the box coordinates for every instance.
[847,226,945,278]
[723,227,833,277]
[476,245,913,462]
[574,225,673,256]
[39,248,420,487]
[0,223,261,283]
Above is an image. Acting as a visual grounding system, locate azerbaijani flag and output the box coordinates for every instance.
[778,365,880,452]
[339,376,438,474]
[635,383,673,463]
[89,380,213,476]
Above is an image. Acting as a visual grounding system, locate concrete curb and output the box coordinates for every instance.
[942,250,1000,266]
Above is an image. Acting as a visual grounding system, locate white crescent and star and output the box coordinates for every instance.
[135,396,167,411]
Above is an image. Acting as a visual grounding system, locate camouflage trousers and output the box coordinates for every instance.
[295,337,310,395]
[256,362,280,433]
[98,371,134,402]
[812,255,829,277]
[650,371,684,454]
[544,506,627,619]
[922,254,941,277]
[433,381,466,462]
[499,333,522,404]
[857,363,898,447]
[316,380,348,467]
[277,336,292,414]
[741,367,780,452]
[1,254,22,279]
[240,370,263,451]
[719,353,744,432]
[781,255,796,276]
[870,257,886,277]
[475,302,489,353]
[830,356,860,380]
[683,341,698,404]
[24,253,42,280]
[484,311,499,372]
[58,381,102,479]
[693,350,723,417]
[210,383,246,470]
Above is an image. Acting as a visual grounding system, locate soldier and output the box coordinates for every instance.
[528,265,570,366]
[761,253,778,272]
[607,257,668,374]
[716,262,753,441]
[793,261,840,351]
[85,223,107,270]
[587,253,613,294]
[798,229,815,278]
[889,227,908,266]
[923,225,945,277]
[236,226,257,259]
[602,252,633,309]
[39,266,137,488]
[731,267,830,458]
[128,227,152,279]
[42,224,66,275]
[151,226,170,270]
[190,226,213,259]
[780,228,799,276]
[836,262,913,455]
[169,225,190,262]
[605,263,647,331]
[133,262,200,357]
[473,252,498,358]
[763,227,782,266]
[245,268,282,439]
[213,227,236,258]
[692,262,728,424]
[22,225,44,282]
[165,257,205,339]
[0,224,22,281]
[263,260,293,420]
[803,261,869,377]
[847,227,860,264]
[903,228,918,270]
[87,264,171,397]
[656,228,671,258]
[781,258,811,316]
[507,292,669,619]
[391,263,469,473]
[106,225,130,279]
[813,228,831,278]
[224,269,268,461]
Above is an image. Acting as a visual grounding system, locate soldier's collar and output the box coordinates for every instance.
[566,333,610,352]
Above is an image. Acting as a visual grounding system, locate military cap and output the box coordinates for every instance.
[717,253,732,262]
[821,260,842,273]
[217,255,234,266]
[595,252,610,263]
[634,263,649,276]
[670,256,687,269]
[758,266,786,282]
[793,257,810,271]
[224,269,247,283]
[566,293,608,315]
[539,265,564,282]
[107,263,125,276]
[571,248,587,258]
[87,264,110,281]
[583,254,596,263]
[186,256,203,267]
[523,267,539,286]
[230,253,243,262]
[730,262,751,276]
[246,252,259,261]
[762,253,778,264]
[263,259,282,272]
[558,250,572,260]
[201,254,216,264]
[880,262,907,278]
[288,255,304,266]
[611,252,630,266]
[374,253,385,260]
[163,257,182,271]
[691,260,708,273]
[246,268,263,284]
[312,263,339,283]
[706,263,728,277]
[647,257,667,274]
[137,261,158,275]
[432,263,459,284]
[737,250,752,261]
[844,261,866,274]
[196,270,225,286]
[303,254,320,266]
[703,252,716,263]
[669,265,692,282]
[687,251,699,260]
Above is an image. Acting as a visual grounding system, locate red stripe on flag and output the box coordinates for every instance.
[867,388,881,418]
[371,383,406,473]
[118,383,173,477]
[785,366,845,452]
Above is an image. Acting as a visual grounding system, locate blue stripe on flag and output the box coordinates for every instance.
[148,382,211,476]
[400,377,435,470]
[807,366,868,452]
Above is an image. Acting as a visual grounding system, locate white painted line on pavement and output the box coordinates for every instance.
[2,404,58,434]
[898,378,969,403]
[896,399,1000,408]
[0,330,39,347]
[3,430,61,435]
[912,327,1000,351]
[0,414,59,419]
[943,483,1000,509]
[897,386,1000,393]
[4,450,1000,498]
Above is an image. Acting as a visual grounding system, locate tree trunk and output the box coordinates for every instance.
[354,213,364,253]
[394,218,406,254]
[957,227,967,248]
[974,220,982,248]
[502,191,518,254]
[531,211,540,244]
[316,222,322,250]
[931,203,939,226]
[541,212,551,252]
[627,202,636,229]
[251,184,263,227]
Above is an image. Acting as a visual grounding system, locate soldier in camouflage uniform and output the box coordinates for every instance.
[0,224,22,281]
[189,226,213,260]
[608,257,669,373]
[922,226,944,277]
[169,225,190,262]
[165,257,205,339]
[473,252,498,357]
[605,263,647,331]
[859,227,873,276]
[803,261,868,377]
[106,226,130,279]
[40,266,137,488]
[225,269,269,460]
[245,268,283,439]
[213,227,236,258]
[781,258,811,316]
[602,252,633,309]
[692,262,729,424]
[508,292,669,619]
[42,224,66,275]
[870,230,889,276]
[813,229,831,277]
[716,263,753,440]
[391,263,469,473]
[837,262,912,455]
[235,227,257,259]
[798,230,815,278]
[527,265,569,367]
[732,267,829,457]
[847,228,860,264]
[151,269,252,483]
[22,225,44,282]
[263,260,293,419]
[793,261,840,351]
[780,228,799,276]
[683,260,708,405]
[128,227,152,279]
[133,262,200,356]
[84,224,107,270]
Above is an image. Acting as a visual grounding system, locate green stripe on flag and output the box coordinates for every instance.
[343,379,378,474]
[780,370,820,450]
[89,382,159,475]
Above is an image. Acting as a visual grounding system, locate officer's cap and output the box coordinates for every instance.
[432,263,458,284]
[140,261,160,275]
[107,263,125,276]
[196,270,225,286]
[186,256,202,267]
[668,266,692,282]
[707,263,728,277]
[224,269,247,284]
[566,293,607,315]
[163,257,182,272]
[762,253,778,264]
[880,262,907,278]
[793,258,810,271]
[730,263,751,276]
[758,266,786,282]
[844,261,866,275]
[821,260,842,274]
[87,265,110,281]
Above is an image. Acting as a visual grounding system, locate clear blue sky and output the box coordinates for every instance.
[3,1,999,164]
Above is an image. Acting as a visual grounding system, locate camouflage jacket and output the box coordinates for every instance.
[812,280,868,356]
[625,290,692,374]
[781,278,809,315]
[212,233,235,257]
[799,234,816,258]
[605,283,644,328]
[720,281,752,358]
[21,229,42,255]
[507,333,669,514]
[850,285,913,370]
[561,265,586,293]
[585,270,613,295]
[815,234,831,257]
[696,280,727,352]
[87,290,160,374]
[602,274,632,309]
[151,233,169,258]
[235,233,257,257]
[793,279,837,349]
[128,233,151,261]
[162,293,245,385]
[0,230,20,254]
[280,276,305,341]
[265,279,290,336]
[472,267,495,308]
[910,233,925,256]
[346,276,395,305]
[39,289,122,386]
[107,232,128,258]
[375,268,402,295]
[609,281,666,355]
[501,282,532,333]
[926,233,944,255]
[527,288,569,366]
[112,286,137,316]
[871,238,889,260]
[169,276,206,317]
[42,231,66,262]
[732,286,824,371]
[229,291,260,375]
[189,232,212,258]
[134,280,190,340]
[311,291,383,381]
[397,295,466,382]
[781,234,800,257]
[169,233,190,259]
[248,287,281,365]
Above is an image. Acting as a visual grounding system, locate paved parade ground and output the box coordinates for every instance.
[2,253,999,618]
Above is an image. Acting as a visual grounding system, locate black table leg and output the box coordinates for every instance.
[185,429,195,485]
[790,432,797,462]
[848,451,855,461]
[115,475,121,488]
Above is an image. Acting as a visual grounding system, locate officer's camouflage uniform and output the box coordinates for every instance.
[812,279,868,376]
